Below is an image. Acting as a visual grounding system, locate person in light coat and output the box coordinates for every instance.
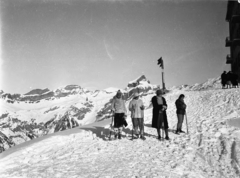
[129,92,145,139]
[111,90,127,139]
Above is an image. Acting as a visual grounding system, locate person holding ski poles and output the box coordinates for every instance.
[111,90,127,139]
[175,94,187,134]
[151,89,170,140]
[129,92,145,140]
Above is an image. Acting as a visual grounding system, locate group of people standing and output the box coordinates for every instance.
[221,71,239,89]
[111,89,187,140]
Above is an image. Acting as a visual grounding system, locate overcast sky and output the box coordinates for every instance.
[1,0,230,94]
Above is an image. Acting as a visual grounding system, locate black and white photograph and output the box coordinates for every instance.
[0,0,240,177]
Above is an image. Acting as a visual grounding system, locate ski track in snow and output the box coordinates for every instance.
[1,88,240,177]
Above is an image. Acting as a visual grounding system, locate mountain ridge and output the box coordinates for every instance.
[0,75,222,153]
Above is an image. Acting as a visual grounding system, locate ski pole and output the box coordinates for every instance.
[109,111,114,139]
[132,124,134,140]
[162,115,164,139]
[185,112,189,134]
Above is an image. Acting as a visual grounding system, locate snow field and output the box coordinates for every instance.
[0,87,240,177]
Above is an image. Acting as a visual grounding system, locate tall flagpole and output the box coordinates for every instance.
[157,57,166,91]
[162,59,166,91]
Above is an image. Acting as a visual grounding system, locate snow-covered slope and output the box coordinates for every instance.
[0,85,114,152]
[170,77,222,91]
[0,76,240,177]
[0,76,157,152]
[0,80,240,177]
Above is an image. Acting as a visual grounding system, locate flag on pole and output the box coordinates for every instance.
[157,57,164,69]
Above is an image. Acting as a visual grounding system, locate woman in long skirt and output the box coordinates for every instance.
[151,89,169,140]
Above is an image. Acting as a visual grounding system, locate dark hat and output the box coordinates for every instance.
[179,94,185,99]
[156,89,163,95]
[117,90,122,94]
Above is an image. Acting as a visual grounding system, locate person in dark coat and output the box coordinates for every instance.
[221,71,227,89]
[232,73,239,88]
[175,94,187,134]
[151,89,169,140]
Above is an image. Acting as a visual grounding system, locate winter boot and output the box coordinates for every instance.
[165,129,170,140]
[140,135,146,140]
[179,130,185,133]
[118,133,122,139]
[165,136,170,140]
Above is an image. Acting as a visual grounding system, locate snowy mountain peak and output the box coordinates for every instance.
[126,75,157,97]
[128,75,149,88]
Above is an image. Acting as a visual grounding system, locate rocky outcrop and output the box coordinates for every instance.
[0,131,15,153]
[24,88,50,95]
[64,85,81,91]
[44,103,94,134]
[22,91,55,102]
[0,116,48,152]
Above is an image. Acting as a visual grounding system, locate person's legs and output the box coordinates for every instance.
[176,114,181,133]
[177,114,185,132]
[222,82,226,89]
[114,113,124,139]
[180,114,184,132]
[176,114,184,132]
[139,118,144,136]
[118,127,123,139]
[132,118,139,136]
[157,112,163,139]
[117,113,125,139]
[114,128,118,138]
[157,129,161,139]
[113,113,119,138]
[165,129,169,140]
[138,118,145,139]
